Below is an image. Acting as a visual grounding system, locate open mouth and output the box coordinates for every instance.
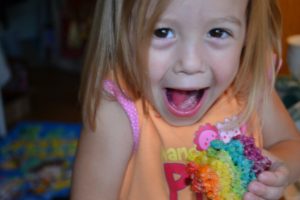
[165,88,206,117]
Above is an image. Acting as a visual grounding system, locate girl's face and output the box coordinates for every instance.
[147,0,248,126]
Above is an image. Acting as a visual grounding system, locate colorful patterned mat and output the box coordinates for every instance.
[0,122,81,200]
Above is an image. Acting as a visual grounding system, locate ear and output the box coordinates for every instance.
[272,53,282,74]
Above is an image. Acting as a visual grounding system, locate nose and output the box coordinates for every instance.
[174,42,207,75]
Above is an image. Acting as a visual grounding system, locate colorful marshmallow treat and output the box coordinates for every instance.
[186,122,272,200]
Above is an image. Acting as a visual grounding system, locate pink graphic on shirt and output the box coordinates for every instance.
[164,163,202,200]
[194,124,218,151]
[216,117,243,143]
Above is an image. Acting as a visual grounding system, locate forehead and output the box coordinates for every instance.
[160,0,248,22]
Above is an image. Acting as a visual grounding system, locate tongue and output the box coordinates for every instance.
[171,90,198,109]
[172,90,190,107]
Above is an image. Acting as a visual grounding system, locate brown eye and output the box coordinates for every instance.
[208,28,231,39]
[153,28,174,39]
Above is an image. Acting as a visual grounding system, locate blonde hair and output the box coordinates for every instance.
[234,0,282,124]
[80,0,282,130]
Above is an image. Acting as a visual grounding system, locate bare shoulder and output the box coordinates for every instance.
[95,96,134,150]
[261,90,300,148]
[71,97,133,200]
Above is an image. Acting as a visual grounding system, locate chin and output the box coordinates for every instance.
[161,111,205,127]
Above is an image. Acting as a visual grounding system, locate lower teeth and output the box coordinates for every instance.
[178,95,198,110]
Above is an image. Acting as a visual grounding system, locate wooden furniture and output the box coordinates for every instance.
[278,0,300,74]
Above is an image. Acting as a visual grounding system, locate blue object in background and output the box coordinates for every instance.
[0,121,81,200]
[276,76,300,130]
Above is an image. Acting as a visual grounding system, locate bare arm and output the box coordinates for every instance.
[262,90,300,183]
[71,98,133,200]
[244,91,300,199]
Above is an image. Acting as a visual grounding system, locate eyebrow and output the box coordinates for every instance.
[211,16,243,27]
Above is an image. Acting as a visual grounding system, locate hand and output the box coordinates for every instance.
[243,151,290,200]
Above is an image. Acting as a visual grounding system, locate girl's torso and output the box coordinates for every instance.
[104,80,263,200]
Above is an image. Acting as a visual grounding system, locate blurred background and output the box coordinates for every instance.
[0,0,300,199]
[0,0,95,199]
[0,0,96,129]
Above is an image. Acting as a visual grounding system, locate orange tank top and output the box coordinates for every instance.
[104,80,263,200]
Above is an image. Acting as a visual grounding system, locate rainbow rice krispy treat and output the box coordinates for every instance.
[186,122,272,200]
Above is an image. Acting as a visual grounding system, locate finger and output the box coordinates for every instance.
[243,192,264,200]
[258,164,289,187]
[248,180,284,200]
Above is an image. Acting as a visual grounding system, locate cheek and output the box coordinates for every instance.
[212,52,241,86]
[148,64,163,83]
[215,65,239,85]
[148,49,170,83]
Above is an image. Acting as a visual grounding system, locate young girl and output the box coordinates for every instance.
[71,0,300,199]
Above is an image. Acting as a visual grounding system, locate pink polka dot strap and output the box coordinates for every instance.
[103,80,140,151]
